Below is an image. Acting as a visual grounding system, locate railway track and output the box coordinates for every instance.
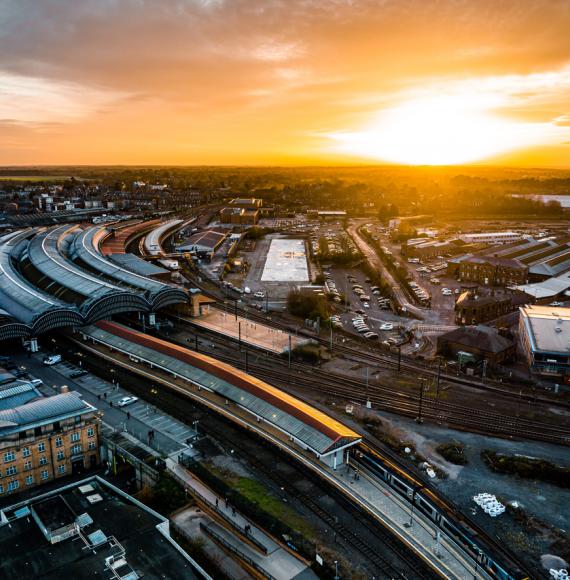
[156,325,570,445]
[209,424,436,579]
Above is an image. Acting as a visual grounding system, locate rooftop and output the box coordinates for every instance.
[0,383,42,411]
[515,272,570,299]
[85,321,360,456]
[177,229,227,251]
[0,476,207,580]
[0,392,95,435]
[0,230,81,330]
[520,305,570,354]
[143,219,183,256]
[109,253,170,277]
[439,325,515,353]
[461,254,527,269]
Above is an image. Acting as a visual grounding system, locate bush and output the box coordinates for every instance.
[436,441,468,465]
[481,450,570,487]
[286,289,329,320]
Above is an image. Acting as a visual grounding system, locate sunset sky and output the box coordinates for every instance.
[2,0,570,166]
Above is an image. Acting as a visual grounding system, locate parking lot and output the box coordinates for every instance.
[324,266,407,343]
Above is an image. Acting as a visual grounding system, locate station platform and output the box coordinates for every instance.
[168,459,316,580]
[185,309,308,354]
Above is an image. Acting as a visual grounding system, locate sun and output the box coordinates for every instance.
[328,94,548,165]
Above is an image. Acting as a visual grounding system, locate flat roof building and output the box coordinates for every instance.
[0,476,209,579]
[458,231,526,245]
[519,305,570,380]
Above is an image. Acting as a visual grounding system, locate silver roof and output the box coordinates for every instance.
[0,392,94,434]
[144,219,183,256]
[70,226,171,294]
[520,305,570,354]
[26,225,121,300]
[0,384,41,411]
[84,325,341,455]
[0,230,79,326]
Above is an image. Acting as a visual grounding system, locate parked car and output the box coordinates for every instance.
[43,354,62,366]
[379,323,394,331]
[117,396,139,407]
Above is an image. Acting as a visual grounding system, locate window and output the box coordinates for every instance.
[87,427,94,438]
[58,465,65,475]
[38,442,45,453]
[41,470,49,480]
[71,444,82,455]
[3,451,15,463]
[22,447,30,458]
[24,461,32,471]
[0,484,3,494]
[6,466,17,476]
[55,437,63,448]
[39,456,48,466]
[25,475,33,485]
[70,432,80,443]
[57,450,65,461]
[88,442,96,451]
[8,481,19,492]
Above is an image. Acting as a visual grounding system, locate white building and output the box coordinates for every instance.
[459,231,526,245]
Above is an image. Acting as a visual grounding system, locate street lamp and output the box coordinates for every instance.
[334,560,339,580]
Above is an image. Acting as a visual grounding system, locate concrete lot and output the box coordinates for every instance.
[190,308,307,353]
[226,234,317,309]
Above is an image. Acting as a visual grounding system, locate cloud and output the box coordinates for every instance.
[0,0,569,164]
[0,71,126,125]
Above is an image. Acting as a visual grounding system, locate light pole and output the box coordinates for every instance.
[334,560,339,580]
[404,487,417,528]
[416,378,426,423]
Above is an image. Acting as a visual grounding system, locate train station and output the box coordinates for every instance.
[0,224,189,343]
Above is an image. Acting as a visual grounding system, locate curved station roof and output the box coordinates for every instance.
[100,219,161,255]
[85,321,361,457]
[0,224,188,341]
[143,219,183,256]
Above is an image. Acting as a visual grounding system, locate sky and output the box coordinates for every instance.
[1,0,570,167]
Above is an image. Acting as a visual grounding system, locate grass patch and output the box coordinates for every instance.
[233,478,315,538]
[203,462,315,539]
[482,450,570,488]
[436,441,468,465]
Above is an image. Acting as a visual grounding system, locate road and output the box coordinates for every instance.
[346,220,426,319]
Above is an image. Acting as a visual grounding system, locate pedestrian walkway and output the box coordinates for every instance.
[167,458,317,580]
[37,356,197,456]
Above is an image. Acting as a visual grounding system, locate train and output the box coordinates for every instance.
[352,444,530,580]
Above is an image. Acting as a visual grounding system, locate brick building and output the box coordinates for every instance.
[437,325,516,368]
[454,290,513,325]
[0,392,100,498]
[447,255,528,286]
